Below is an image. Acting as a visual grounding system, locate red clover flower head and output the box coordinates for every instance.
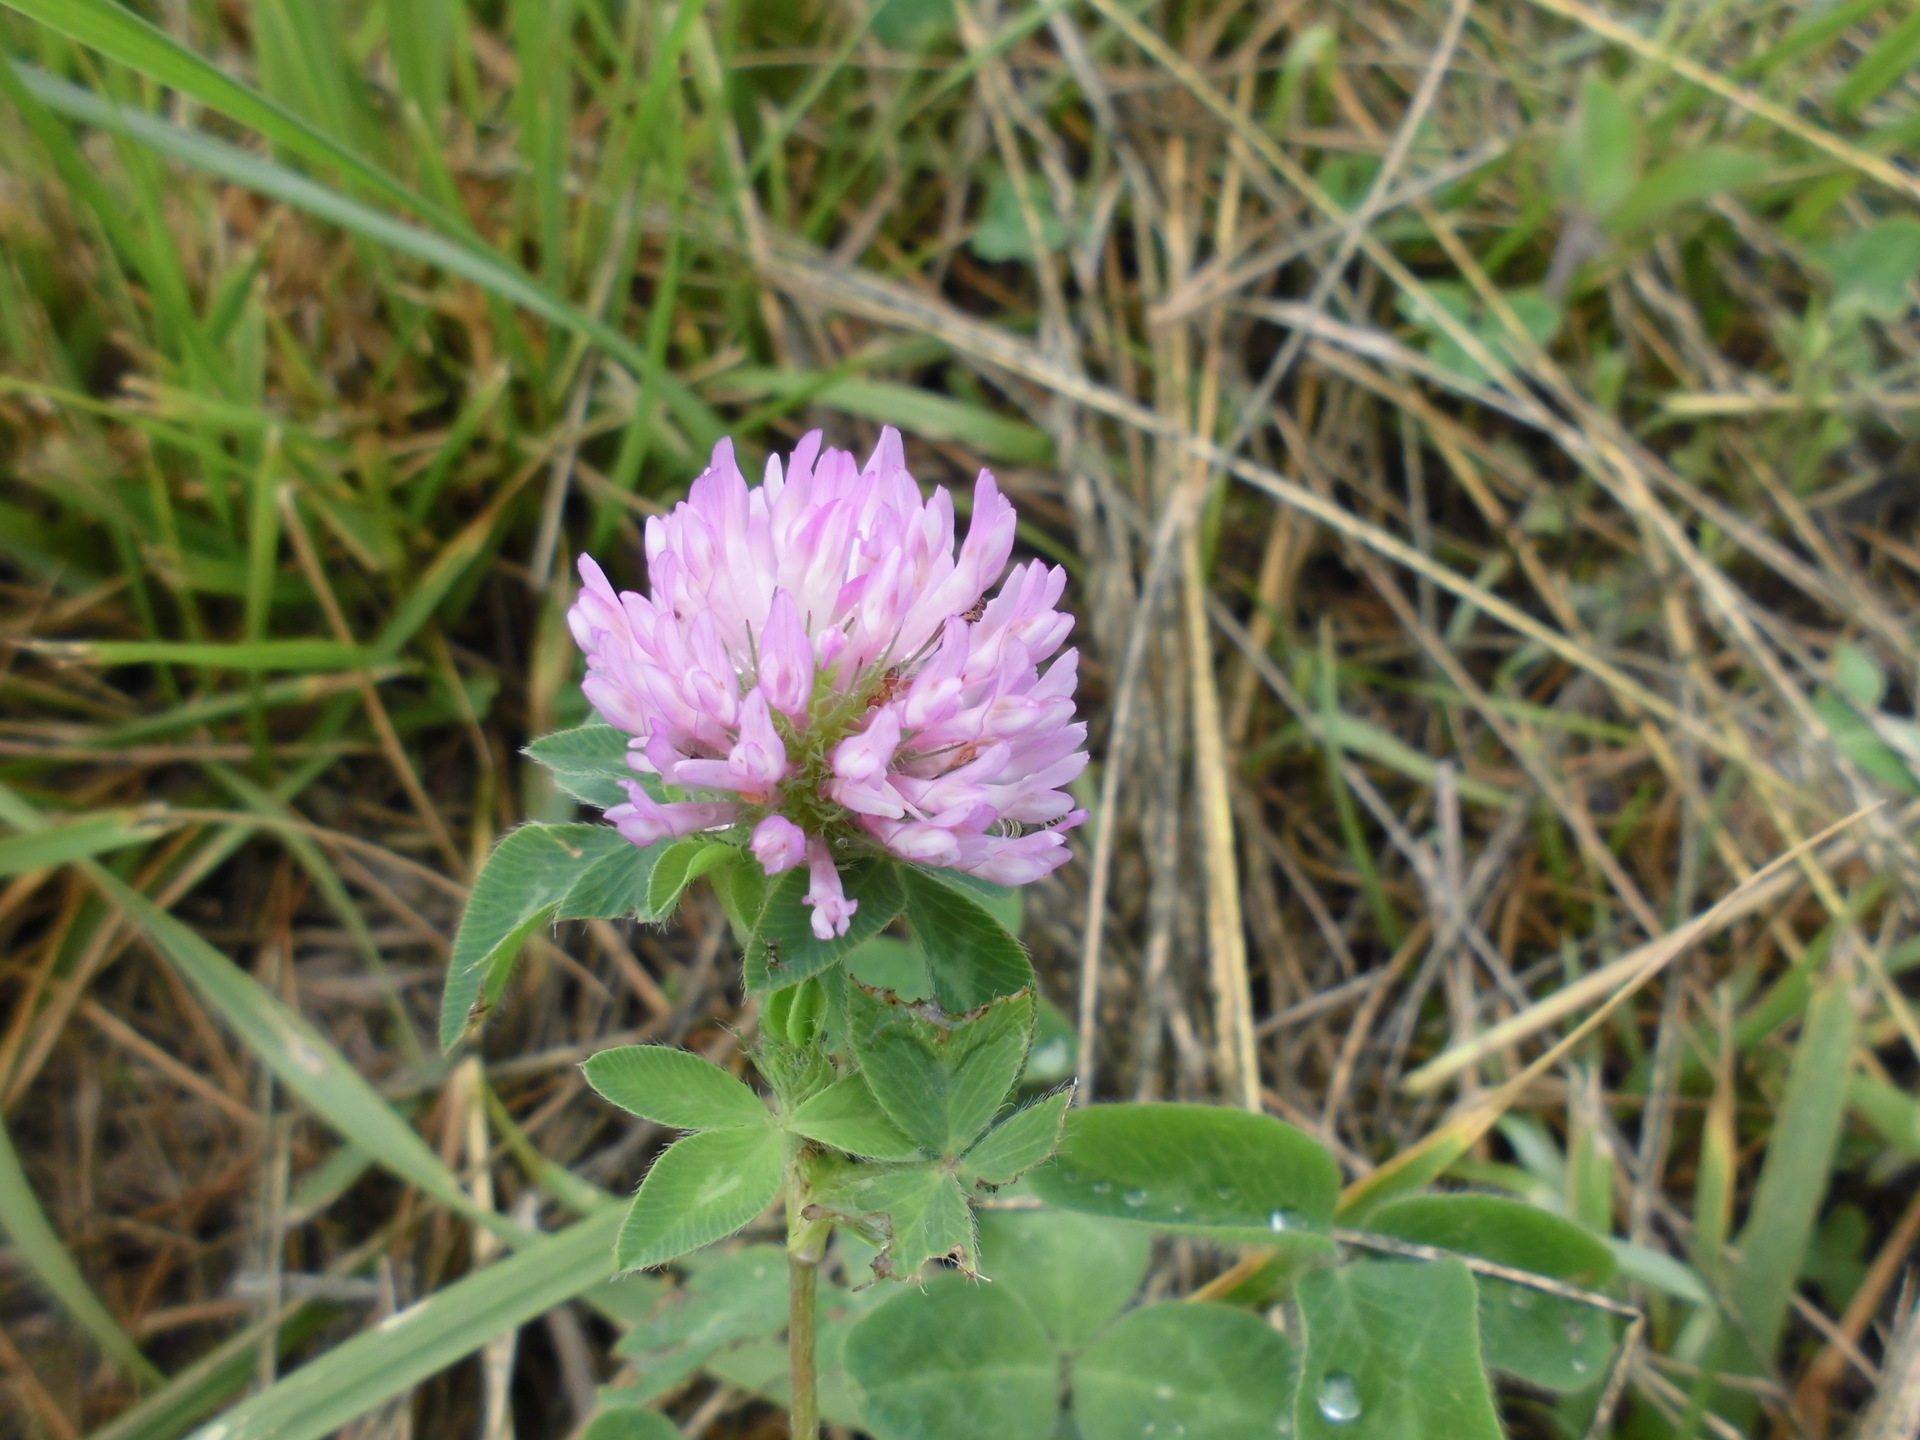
[568,428,1088,941]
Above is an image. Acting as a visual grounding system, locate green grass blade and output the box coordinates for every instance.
[85,1306,331,1440]
[1727,971,1857,1366]
[0,1115,162,1386]
[0,782,525,1249]
[28,638,368,671]
[0,807,180,877]
[1,0,461,231]
[203,1208,622,1440]
[7,62,719,448]
[87,859,526,1243]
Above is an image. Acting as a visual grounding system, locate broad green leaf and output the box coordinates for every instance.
[972,168,1065,263]
[1813,689,1920,794]
[1605,146,1773,235]
[1581,77,1640,216]
[646,837,739,918]
[556,840,672,920]
[440,822,630,1049]
[617,1245,786,1357]
[1555,75,1640,217]
[622,1241,885,1426]
[1025,997,1078,1085]
[1075,1302,1295,1440]
[975,1208,1150,1351]
[1371,1194,1617,1393]
[1294,1259,1502,1440]
[844,1273,1058,1440]
[962,1090,1070,1185]
[901,866,1034,1009]
[1368,1194,1614,1280]
[1811,221,1920,322]
[1401,282,1561,387]
[191,1208,623,1440]
[1726,973,1856,1372]
[871,0,955,50]
[914,865,1024,932]
[616,1127,787,1271]
[0,806,179,877]
[579,1409,680,1440]
[846,935,934,1000]
[525,722,638,809]
[1031,1104,1340,1246]
[849,984,1033,1157]
[583,1046,770,1131]
[1472,1277,1614,1391]
[810,1162,975,1282]
[743,858,907,993]
[610,1246,787,1403]
[1834,641,1889,707]
[0,1117,160,1385]
[787,1073,922,1160]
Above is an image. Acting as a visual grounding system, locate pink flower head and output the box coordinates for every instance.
[568,427,1087,910]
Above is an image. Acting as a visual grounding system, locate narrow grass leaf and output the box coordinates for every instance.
[198,1208,622,1440]
[0,1116,161,1386]
[1727,972,1856,1367]
[29,638,366,670]
[0,806,179,877]
[11,65,718,447]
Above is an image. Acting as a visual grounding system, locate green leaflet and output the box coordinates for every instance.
[584,1046,771,1131]
[1033,1103,1340,1247]
[743,858,906,993]
[848,984,1033,1157]
[1075,1303,1296,1440]
[1294,1259,1503,1440]
[615,1127,788,1272]
[439,822,631,1049]
[844,1274,1058,1440]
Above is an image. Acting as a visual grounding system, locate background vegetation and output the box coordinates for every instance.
[2,0,1919,1435]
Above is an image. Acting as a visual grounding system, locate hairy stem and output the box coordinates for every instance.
[787,1163,822,1440]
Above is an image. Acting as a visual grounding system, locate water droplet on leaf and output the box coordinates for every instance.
[1124,1188,1149,1207]
[1315,1372,1362,1424]
[1570,1356,1592,1375]
[1507,1285,1536,1310]
[1154,1384,1176,1400]
[1091,1180,1113,1196]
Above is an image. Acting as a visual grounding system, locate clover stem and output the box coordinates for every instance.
[787,1165,822,1440]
